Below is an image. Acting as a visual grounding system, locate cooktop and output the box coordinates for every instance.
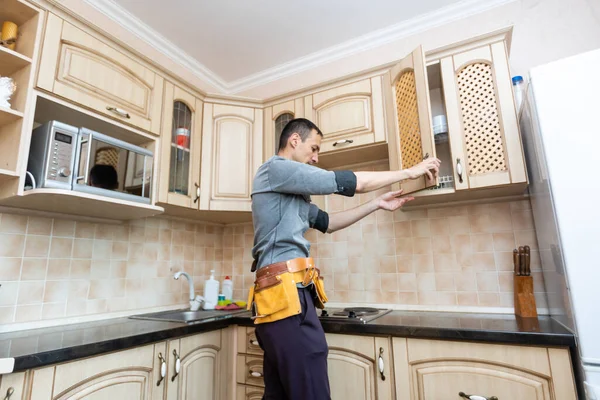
[318,307,392,324]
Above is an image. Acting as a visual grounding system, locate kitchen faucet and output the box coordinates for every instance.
[173,271,201,310]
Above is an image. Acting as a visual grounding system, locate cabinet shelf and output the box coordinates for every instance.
[0,168,19,184]
[0,45,32,75]
[0,106,23,126]
[0,189,164,221]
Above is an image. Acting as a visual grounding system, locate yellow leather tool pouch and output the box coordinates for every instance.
[313,276,328,309]
[250,271,302,325]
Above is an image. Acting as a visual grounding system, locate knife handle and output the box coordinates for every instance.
[518,246,526,276]
[524,245,531,276]
[513,249,520,276]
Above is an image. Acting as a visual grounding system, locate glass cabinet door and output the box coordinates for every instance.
[158,82,203,209]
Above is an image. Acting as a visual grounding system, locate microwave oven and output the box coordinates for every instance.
[26,120,154,204]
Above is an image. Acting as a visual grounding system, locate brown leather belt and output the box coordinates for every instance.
[255,257,320,290]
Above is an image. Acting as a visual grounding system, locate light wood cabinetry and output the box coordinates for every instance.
[393,338,577,400]
[0,0,42,189]
[165,329,227,400]
[0,371,26,400]
[326,333,394,400]
[29,343,165,400]
[37,13,164,135]
[157,82,203,209]
[200,104,263,212]
[263,98,305,161]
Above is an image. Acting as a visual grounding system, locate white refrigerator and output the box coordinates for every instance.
[519,47,600,399]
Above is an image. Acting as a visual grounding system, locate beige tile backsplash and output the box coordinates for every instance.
[0,193,547,327]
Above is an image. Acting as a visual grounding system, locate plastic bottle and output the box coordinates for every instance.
[222,276,233,301]
[202,270,219,310]
[512,75,525,114]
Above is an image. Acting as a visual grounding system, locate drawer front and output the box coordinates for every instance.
[236,384,265,400]
[236,355,264,387]
[237,327,263,356]
[39,15,163,134]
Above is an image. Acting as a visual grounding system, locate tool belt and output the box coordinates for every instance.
[246,257,328,325]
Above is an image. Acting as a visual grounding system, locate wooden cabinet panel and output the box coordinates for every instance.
[305,77,386,155]
[200,104,262,212]
[0,372,26,400]
[236,355,264,387]
[387,45,436,194]
[400,339,574,400]
[236,384,265,400]
[38,13,163,134]
[326,333,393,400]
[169,330,224,400]
[29,343,163,400]
[236,327,263,356]
[441,42,526,190]
[157,82,203,209]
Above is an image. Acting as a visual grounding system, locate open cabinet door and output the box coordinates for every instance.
[388,46,437,194]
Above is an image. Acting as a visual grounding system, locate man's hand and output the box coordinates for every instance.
[406,157,441,181]
[376,189,414,211]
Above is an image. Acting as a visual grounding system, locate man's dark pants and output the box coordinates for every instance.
[255,287,331,400]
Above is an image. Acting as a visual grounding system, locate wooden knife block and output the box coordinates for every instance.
[514,276,538,318]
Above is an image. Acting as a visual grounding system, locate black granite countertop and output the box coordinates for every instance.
[0,309,575,373]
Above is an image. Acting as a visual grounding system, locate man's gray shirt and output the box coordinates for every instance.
[251,156,357,270]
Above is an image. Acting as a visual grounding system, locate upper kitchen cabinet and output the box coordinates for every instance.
[199,104,262,212]
[37,13,164,135]
[157,82,203,210]
[263,99,304,162]
[304,77,388,168]
[440,40,527,191]
[387,31,528,206]
[387,46,437,195]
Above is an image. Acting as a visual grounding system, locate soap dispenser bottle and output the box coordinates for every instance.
[203,270,219,310]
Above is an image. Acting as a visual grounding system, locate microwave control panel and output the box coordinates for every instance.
[47,131,75,184]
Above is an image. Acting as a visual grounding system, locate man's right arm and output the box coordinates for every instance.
[354,158,441,193]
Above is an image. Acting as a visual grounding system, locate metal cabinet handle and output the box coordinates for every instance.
[249,369,263,378]
[378,347,386,381]
[194,182,200,203]
[106,106,131,119]
[459,392,498,400]
[156,352,167,386]
[171,349,181,381]
[3,387,14,400]
[249,339,259,346]
[456,158,464,184]
[332,139,354,147]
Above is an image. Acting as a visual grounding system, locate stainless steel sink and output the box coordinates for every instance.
[129,308,247,324]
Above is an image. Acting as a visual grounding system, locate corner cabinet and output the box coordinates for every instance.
[157,82,203,209]
[199,104,263,212]
[37,13,164,135]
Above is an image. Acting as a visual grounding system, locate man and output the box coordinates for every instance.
[250,118,440,399]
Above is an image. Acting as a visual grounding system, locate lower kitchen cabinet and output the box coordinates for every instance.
[29,343,165,400]
[0,372,26,400]
[27,330,229,400]
[394,338,577,400]
[236,384,265,400]
[326,334,394,400]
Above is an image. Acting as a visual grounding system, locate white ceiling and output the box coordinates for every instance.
[110,0,463,83]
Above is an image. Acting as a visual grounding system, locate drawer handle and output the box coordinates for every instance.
[249,339,259,346]
[106,106,131,119]
[157,352,166,387]
[378,347,386,381]
[456,158,464,184]
[249,369,263,378]
[4,387,14,400]
[332,139,354,147]
[459,392,498,400]
[171,349,181,382]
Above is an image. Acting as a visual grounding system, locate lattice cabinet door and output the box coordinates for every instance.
[157,82,204,209]
[388,45,437,195]
[440,42,527,190]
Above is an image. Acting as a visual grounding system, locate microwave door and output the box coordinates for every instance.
[74,128,92,186]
